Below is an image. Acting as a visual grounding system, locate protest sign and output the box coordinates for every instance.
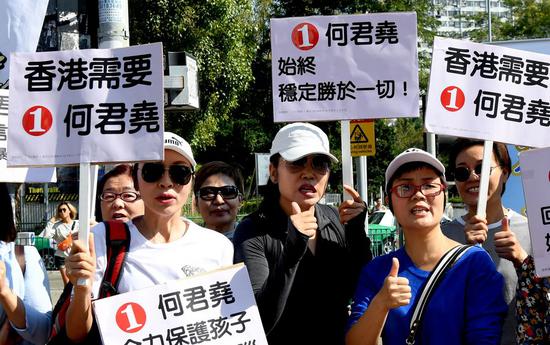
[271,12,419,122]
[0,0,49,88]
[519,147,550,277]
[0,90,55,182]
[93,264,267,345]
[8,42,164,167]
[425,37,550,148]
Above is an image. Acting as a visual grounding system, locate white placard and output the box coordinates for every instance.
[255,153,270,186]
[271,12,419,122]
[93,264,267,345]
[0,90,55,182]
[8,43,164,167]
[519,147,550,277]
[425,37,550,148]
[0,0,49,88]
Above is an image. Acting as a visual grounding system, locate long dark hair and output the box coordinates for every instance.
[0,183,17,242]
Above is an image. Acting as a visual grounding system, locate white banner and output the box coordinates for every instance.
[0,0,49,88]
[425,37,550,148]
[94,264,267,345]
[519,147,550,277]
[8,43,164,167]
[271,12,419,122]
[0,90,55,182]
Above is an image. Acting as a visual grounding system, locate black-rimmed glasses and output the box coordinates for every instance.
[100,191,140,202]
[140,163,194,185]
[197,186,240,201]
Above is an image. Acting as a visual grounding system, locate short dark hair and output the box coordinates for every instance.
[0,183,17,242]
[193,161,245,196]
[95,164,136,222]
[449,138,511,195]
[386,161,447,213]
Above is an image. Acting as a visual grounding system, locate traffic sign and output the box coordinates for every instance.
[350,120,375,157]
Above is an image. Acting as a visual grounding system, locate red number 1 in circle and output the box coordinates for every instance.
[22,106,53,136]
[291,23,319,51]
[440,86,465,112]
[116,302,146,333]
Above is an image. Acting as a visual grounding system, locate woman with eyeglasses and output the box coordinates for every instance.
[40,201,79,286]
[233,122,372,345]
[347,148,506,345]
[0,183,52,344]
[94,164,144,223]
[193,161,244,239]
[441,139,531,344]
[62,132,233,343]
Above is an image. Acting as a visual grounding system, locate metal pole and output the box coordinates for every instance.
[341,121,354,200]
[487,0,492,42]
[357,156,368,202]
[98,0,129,48]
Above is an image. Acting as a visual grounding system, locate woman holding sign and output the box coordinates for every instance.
[441,138,531,344]
[62,132,233,343]
[233,122,372,345]
[346,148,506,345]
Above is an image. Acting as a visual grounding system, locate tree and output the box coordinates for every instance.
[128,0,258,152]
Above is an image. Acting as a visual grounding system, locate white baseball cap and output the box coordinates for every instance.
[385,148,445,190]
[164,131,197,169]
[270,123,338,163]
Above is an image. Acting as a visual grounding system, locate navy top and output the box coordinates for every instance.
[348,246,507,345]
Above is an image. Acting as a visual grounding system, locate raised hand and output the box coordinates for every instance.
[66,233,96,290]
[494,217,528,267]
[464,215,488,244]
[290,202,318,238]
[339,184,367,224]
[378,258,411,310]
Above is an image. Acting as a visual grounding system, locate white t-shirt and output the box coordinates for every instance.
[91,218,234,298]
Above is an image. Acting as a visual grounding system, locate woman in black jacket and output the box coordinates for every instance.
[233,122,372,345]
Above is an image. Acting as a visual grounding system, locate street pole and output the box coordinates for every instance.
[98,0,129,49]
[487,0,492,42]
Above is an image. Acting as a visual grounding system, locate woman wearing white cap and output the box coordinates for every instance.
[61,132,234,343]
[346,148,506,345]
[233,122,372,345]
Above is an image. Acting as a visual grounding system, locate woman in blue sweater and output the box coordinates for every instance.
[346,148,507,345]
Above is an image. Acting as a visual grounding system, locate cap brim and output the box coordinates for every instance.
[280,146,338,163]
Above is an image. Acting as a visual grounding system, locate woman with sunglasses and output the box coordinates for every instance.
[94,164,144,223]
[441,139,531,344]
[233,122,372,345]
[63,132,234,343]
[40,201,79,286]
[347,148,506,345]
[193,161,244,239]
[0,183,52,344]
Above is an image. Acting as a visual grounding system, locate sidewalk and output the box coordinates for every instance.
[47,271,64,304]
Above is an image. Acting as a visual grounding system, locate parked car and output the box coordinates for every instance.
[368,210,397,256]
[16,232,57,271]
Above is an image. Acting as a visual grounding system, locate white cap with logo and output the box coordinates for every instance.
[385,148,445,190]
[164,131,197,169]
[269,122,338,163]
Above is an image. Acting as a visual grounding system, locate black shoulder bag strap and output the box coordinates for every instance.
[406,244,472,345]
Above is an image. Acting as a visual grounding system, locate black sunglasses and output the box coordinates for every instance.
[454,164,499,182]
[197,185,240,201]
[285,155,332,174]
[141,163,194,185]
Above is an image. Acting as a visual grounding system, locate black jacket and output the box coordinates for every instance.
[233,202,372,345]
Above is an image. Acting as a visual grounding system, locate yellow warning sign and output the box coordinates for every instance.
[350,120,375,157]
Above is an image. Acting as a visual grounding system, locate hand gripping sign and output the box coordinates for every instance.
[93,264,268,345]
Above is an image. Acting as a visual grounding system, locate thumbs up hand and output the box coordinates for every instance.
[377,258,411,310]
[494,217,528,267]
[290,202,318,238]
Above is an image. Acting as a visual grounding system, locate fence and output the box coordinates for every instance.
[19,202,60,234]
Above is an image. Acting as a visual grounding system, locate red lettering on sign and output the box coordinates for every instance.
[440,86,465,112]
[115,302,147,333]
[291,23,319,51]
[22,106,53,136]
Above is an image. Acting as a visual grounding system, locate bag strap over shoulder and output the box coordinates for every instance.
[406,244,472,345]
[99,221,131,298]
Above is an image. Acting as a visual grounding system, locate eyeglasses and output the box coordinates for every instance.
[454,164,500,182]
[390,183,446,198]
[141,163,194,185]
[100,191,140,202]
[197,186,240,201]
[284,155,331,174]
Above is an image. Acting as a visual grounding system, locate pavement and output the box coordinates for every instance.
[47,270,64,305]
